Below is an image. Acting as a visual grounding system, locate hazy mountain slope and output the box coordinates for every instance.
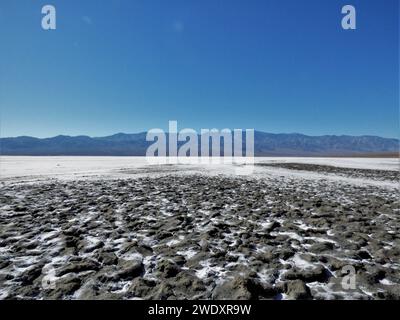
[0,132,398,156]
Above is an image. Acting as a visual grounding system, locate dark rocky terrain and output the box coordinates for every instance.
[258,163,400,182]
[0,170,399,300]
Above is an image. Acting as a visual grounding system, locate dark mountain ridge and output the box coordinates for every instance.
[0,131,398,156]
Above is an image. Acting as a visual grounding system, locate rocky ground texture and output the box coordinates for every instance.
[0,166,399,300]
[258,163,400,182]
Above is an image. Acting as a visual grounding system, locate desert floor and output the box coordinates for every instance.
[0,157,399,299]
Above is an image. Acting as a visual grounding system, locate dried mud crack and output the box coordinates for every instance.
[0,174,399,300]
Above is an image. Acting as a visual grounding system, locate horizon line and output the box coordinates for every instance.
[1,131,399,141]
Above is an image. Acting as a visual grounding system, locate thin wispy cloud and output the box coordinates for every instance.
[82,15,93,25]
[172,20,184,33]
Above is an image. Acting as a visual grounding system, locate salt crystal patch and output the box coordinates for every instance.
[380,279,396,285]
[176,248,197,260]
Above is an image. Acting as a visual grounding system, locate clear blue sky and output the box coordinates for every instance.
[0,0,398,138]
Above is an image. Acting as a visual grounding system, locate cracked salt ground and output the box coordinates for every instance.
[0,162,399,300]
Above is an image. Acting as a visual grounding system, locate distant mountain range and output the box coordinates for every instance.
[0,132,398,157]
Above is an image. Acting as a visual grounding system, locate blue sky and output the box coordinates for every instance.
[0,0,398,138]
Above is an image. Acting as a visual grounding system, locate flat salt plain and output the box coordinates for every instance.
[1,156,399,186]
[0,156,399,300]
